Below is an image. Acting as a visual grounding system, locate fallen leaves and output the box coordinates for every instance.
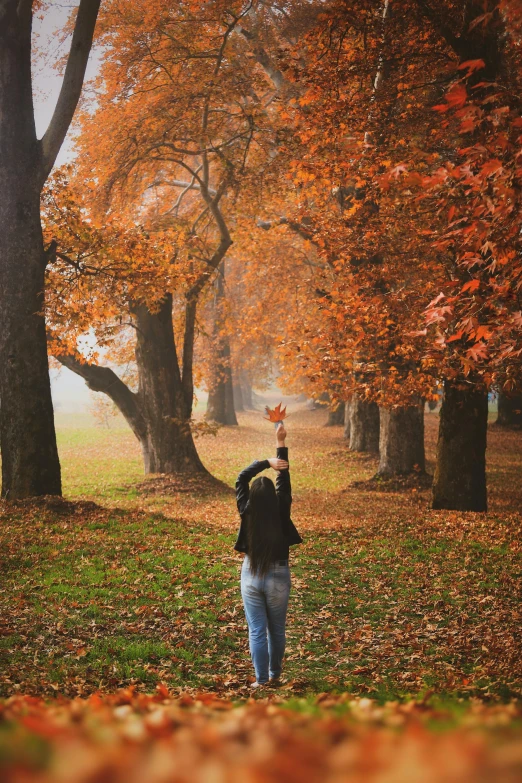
[1,690,521,783]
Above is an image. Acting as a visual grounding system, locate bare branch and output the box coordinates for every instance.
[56,352,148,442]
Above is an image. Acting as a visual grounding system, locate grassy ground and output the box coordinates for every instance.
[1,396,521,704]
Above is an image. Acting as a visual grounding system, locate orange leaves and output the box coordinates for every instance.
[461,279,480,294]
[457,59,486,76]
[467,341,489,362]
[434,84,467,113]
[264,402,288,423]
[2,691,522,783]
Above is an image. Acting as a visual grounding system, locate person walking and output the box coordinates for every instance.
[235,422,302,688]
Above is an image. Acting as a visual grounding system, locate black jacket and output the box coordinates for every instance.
[234,446,303,554]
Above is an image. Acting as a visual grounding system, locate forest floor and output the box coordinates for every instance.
[1,395,521,780]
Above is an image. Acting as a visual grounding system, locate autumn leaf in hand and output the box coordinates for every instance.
[264,402,288,423]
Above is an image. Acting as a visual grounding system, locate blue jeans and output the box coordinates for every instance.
[241,556,291,684]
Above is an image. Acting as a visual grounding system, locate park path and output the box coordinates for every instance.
[58,390,522,528]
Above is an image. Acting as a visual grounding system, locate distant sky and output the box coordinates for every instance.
[33,3,102,412]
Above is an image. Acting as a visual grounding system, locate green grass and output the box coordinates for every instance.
[1,404,521,703]
[1,502,520,701]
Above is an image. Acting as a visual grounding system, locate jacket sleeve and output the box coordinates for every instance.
[235,459,270,516]
[276,446,303,546]
[275,446,291,502]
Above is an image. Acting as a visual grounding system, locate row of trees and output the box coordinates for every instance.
[0,0,521,510]
[261,0,522,511]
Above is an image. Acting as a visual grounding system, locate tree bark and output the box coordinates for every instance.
[349,395,379,452]
[432,381,488,511]
[377,401,425,476]
[326,403,345,426]
[205,265,238,426]
[0,1,100,498]
[58,295,207,475]
[206,340,237,425]
[496,391,522,429]
[0,190,62,498]
[344,399,352,441]
[133,297,207,472]
[0,6,59,498]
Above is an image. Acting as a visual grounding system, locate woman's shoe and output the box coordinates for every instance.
[250,681,265,689]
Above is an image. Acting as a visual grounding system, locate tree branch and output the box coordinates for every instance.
[56,353,148,442]
[237,20,290,92]
[38,0,101,182]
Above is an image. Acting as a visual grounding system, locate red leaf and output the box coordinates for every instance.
[457,59,486,74]
[446,84,467,109]
[264,403,288,423]
[462,279,480,293]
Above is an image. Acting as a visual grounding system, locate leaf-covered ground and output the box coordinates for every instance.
[1,397,521,779]
[2,690,522,782]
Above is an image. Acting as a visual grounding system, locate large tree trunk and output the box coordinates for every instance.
[205,266,238,426]
[496,391,522,429]
[377,401,425,476]
[0,191,62,498]
[326,403,345,426]
[349,395,379,452]
[133,297,207,473]
[432,381,488,512]
[0,1,99,498]
[344,399,352,441]
[0,10,61,498]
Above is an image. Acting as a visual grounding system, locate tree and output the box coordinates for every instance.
[0,0,100,498]
[44,2,287,471]
[43,172,222,476]
[496,391,522,428]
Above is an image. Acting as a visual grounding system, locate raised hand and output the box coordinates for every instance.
[276,422,287,444]
[268,457,288,471]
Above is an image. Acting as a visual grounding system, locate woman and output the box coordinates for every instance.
[235,422,302,687]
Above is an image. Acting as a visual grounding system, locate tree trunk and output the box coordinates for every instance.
[349,395,379,452]
[496,391,522,429]
[344,399,352,441]
[241,372,254,409]
[432,381,488,511]
[377,401,425,476]
[0,13,61,498]
[0,191,62,498]
[0,1,99,498]
[326,403,345,426]
[133,297,207,473]
[206,357,238,425]
[205,265,238,426]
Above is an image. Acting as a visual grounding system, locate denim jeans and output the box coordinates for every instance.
[241,556,291,684]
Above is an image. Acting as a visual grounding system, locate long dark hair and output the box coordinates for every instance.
[246,476,284,576]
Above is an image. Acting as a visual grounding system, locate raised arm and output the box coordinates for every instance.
[235,451,288,516]
[275,423,291,501]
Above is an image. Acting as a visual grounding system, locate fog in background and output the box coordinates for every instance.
[33,3,101,413]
